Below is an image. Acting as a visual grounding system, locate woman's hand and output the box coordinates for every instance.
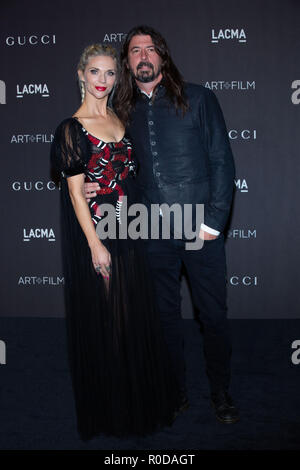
[90,240,111,279]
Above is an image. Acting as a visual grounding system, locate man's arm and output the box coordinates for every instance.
[199,88,235,233]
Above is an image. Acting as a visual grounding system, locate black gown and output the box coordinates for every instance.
[50,117,181,441]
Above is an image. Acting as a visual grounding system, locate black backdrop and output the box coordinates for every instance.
[1,0,299,319]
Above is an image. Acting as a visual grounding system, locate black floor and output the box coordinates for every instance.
[0,318,300,450]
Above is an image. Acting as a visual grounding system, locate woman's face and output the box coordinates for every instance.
[79,55,117,100]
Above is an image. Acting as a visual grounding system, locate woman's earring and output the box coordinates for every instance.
[80,80,85,103]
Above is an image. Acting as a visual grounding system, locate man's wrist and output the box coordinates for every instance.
[200,223,220,236]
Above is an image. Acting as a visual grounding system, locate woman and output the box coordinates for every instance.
[50,44,181,441]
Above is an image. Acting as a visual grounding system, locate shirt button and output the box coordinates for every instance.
[156,172,161,177]
[151,141,156,146]
[152,151,158,156]
[149,121,154,125]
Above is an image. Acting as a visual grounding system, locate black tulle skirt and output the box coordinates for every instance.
[59,178,181,441]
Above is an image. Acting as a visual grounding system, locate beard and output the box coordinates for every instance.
[132,61,162,83]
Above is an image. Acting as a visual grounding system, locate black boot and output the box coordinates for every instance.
[211,390,239,424]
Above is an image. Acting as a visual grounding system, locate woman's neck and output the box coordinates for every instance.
[76,94,109,118]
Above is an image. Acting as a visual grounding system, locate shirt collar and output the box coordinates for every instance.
[140,89,153,99]
[136,78,166,100]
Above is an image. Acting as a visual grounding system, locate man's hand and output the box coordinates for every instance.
[84,182,100,203]
[199,229,218,241]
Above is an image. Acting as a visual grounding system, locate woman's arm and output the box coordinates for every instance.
[67,173,111,279]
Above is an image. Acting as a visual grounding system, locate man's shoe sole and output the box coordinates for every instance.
[215,414,240,424]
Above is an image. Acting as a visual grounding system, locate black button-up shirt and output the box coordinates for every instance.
[127,81,235,233]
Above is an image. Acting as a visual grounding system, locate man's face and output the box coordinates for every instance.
[127,34,163,84]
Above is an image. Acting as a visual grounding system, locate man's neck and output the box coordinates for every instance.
[135,74,163,96]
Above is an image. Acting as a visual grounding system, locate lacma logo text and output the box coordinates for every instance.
[23,228,55,242]
[16,84,49,98]
[211,29,246,44]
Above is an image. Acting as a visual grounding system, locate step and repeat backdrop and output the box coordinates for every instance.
[0,0,299,318]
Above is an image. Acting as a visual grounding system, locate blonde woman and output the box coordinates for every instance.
[50,44,181,441]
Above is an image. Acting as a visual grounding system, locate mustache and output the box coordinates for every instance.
[137,61,154,71]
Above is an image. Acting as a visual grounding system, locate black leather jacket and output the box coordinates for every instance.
[126,81,235,233]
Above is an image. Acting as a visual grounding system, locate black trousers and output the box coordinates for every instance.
[144,233,232,396]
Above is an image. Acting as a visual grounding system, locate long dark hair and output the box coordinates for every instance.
[113,25,189,125]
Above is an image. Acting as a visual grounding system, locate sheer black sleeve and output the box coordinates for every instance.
[50,118,90,179]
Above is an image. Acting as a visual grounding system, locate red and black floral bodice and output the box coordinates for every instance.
[82,126,136,227]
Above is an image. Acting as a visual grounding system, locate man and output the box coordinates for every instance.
[85,25,239,423]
